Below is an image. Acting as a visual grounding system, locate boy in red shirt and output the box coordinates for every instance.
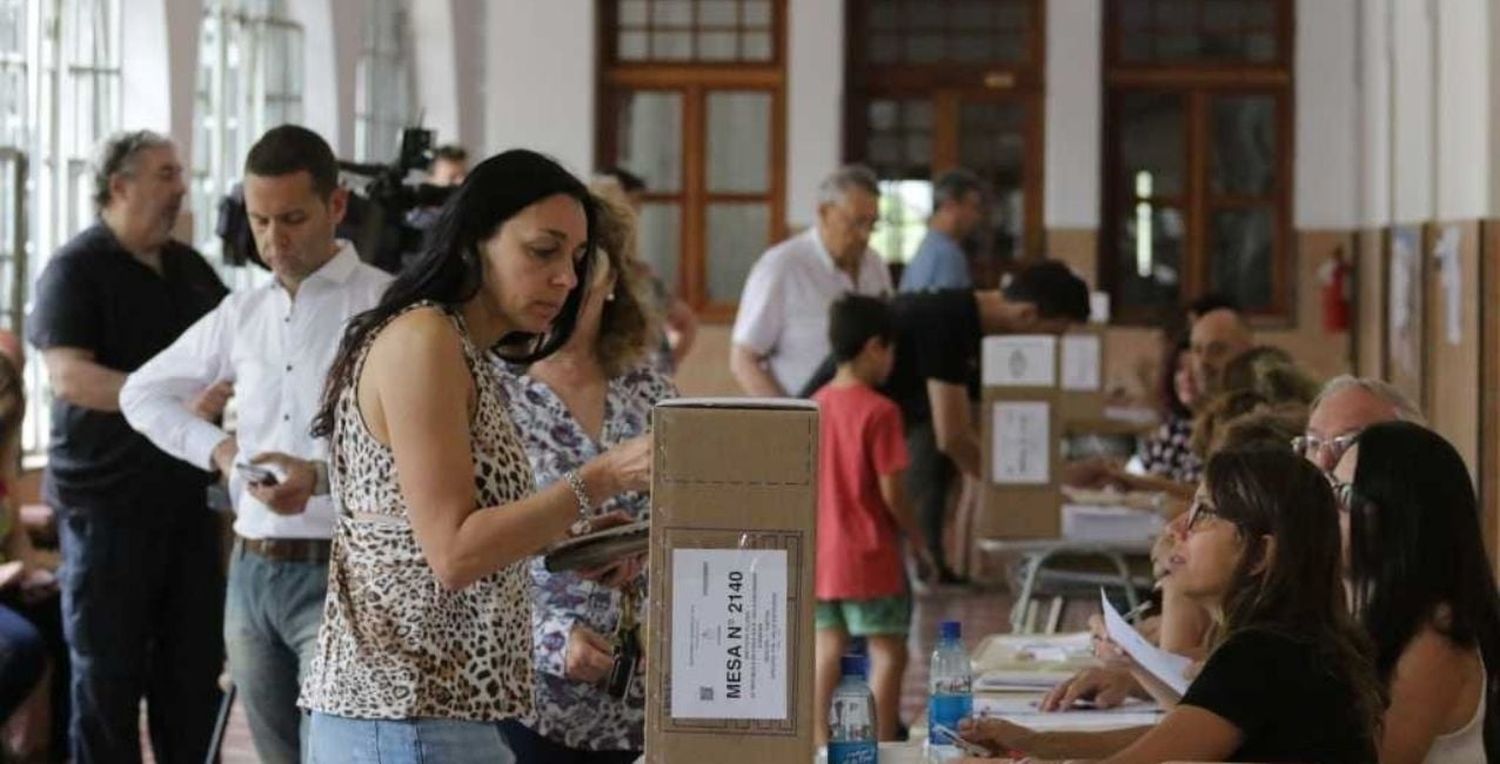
[812,295,933,746]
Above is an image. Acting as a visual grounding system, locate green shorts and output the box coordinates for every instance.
[815,594,912,636]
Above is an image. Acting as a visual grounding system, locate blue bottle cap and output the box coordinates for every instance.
[939,620,961,641]
[840,654,868,679]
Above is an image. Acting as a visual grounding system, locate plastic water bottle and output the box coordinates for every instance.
[926,620,972,760]
[828,654,878,764]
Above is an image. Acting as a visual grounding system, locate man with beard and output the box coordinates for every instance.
[28,130,229,762]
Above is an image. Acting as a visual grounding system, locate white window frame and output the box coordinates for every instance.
[192,0,303,291]
[354,0,415,163]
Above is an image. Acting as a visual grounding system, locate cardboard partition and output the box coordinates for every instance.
[978,336,1065,540]
[1058,326,1108,423]
[645,398,817,763]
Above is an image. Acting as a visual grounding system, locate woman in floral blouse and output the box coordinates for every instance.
[497,186,674,762]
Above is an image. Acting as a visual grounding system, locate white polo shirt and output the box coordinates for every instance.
[731,227,893,394]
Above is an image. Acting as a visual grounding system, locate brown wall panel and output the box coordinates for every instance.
[1423,221,1481,477]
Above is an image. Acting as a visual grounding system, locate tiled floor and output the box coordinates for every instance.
[140,586,1079,761]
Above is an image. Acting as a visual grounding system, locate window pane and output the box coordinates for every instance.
[1115,205,1185,310]
[651,30,692,59]
[1210,207,1274,310]
[618,0,647,26]
[742,31,772,60]
[652,0,692,26]
[707,90,771,193]
[700,0,736,26]
[706,203,771,303]
[872,179,932,264]
[637,202,681,295]
[619,30,648,59]
[1210,94,1276,196]
[697,31,736,60]
[1117,0,1281,63]
[743,0,772,26]
[614,90,682,192]
[959,100,1027,263]
[1117,92,1186,197]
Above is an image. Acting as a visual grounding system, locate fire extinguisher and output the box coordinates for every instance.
[1319,247,1351,333]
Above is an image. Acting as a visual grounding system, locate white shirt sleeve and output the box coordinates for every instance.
[730,249,785,355]
[120,296,236,472]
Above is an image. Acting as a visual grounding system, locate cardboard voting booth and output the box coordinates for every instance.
[645,398,818,763]
[976,331,1106,539]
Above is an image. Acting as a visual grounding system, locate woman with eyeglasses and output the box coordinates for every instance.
[1329,420,1500,763]
[959,449,1382,763]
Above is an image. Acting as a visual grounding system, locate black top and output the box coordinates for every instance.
[27,223,227,511]
[797,290,982,425]
[1180,628,1378,763]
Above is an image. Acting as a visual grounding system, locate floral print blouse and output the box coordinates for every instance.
[496,361,676,752]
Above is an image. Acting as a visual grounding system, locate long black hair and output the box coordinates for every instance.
[311,149,596,438]
[1347,421,1500,757]
[1205,449,1385,741]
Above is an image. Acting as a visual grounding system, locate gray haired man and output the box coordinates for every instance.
[731,164,893,396]
[27,130,229,761]
[900,168,987,292]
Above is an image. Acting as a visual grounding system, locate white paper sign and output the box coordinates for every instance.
[1435,225,1463,345]
[991,401,1050,484]
[982,336,1056,387]
[1060,335,1102,392]
[670,549,789,720]
[1100,589,1193,696]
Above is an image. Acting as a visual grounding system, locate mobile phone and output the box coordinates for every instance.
[235,462,279,486]
[930,724,994,757]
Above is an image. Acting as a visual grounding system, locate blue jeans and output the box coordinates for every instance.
[225,543,328,764]
[308,712,516,763]
[57,504,225,764]
[0,603,45,724]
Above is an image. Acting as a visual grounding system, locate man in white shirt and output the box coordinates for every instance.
[730,164,893,396]
[121,125,391,764]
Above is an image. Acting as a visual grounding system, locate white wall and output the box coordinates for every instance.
[1044,0,1101,229]
[786,0,844,228]
[1355,0,1392,229]
[120,0,200,144]
[1389,0,1435,224]
[1294,0,1358,229]
[1434,0,1490,220]
[408,0,460,143]
[483,0,596,175]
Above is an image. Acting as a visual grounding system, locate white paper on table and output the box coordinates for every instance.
[1099,589,1193,696]
[669,549,789,720]
[1435,225,1463,345]
[1060,334,1102,392]
[991,401,1050,485]
[982,335,1056,387]
[974,695,1161,717]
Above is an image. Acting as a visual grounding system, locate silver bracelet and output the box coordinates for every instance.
[562,469,592,522]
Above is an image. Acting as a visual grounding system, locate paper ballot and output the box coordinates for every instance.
[1099,589,1193,696]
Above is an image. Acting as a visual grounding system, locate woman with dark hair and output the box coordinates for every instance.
[1140,338,1201,482]
[1332,421,1500,762]
[299,150,650,762]
[962,449,1382,763]
[494,186,673,762]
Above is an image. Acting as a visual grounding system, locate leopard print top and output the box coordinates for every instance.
[299,302,535,722]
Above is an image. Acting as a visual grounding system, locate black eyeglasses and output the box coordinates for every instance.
[1185,498,1222,532]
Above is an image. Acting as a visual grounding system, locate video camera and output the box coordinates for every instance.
[216,126,459,274]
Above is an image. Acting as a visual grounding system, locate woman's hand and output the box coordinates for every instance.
[596,435,651,496]
[564,624,615,684]
[1039,666,1140,711]
[956,717,1036,758]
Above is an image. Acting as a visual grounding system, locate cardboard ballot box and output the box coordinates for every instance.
[645,398,818,763]
[977,335,1063,539]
